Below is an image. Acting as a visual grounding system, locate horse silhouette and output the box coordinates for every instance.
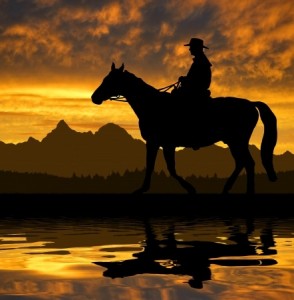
[91,63,277,194]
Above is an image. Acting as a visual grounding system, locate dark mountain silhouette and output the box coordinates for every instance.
[0,121,146,177]
[0,120,293,178]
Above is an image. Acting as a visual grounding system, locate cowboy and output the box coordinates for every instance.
[172,38,212,102]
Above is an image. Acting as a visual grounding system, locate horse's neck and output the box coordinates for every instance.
[127,94,154,120]
[123,71,159,119]
[124,71,158,97]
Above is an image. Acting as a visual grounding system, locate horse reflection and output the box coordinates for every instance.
[94,219,277,289]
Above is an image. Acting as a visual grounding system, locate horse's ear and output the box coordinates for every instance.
[119,63,124,72]
[111,62,115,71]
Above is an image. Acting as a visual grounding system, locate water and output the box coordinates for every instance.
[0,215,293,299]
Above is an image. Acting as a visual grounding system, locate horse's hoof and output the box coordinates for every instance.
[246,190,255,195]
[269,172,278,182]
[132,186,149,194]
[132,189,144,195]
[187,186,197,194]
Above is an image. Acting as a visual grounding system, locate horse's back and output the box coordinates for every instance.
[211,96,258,119]
[211,96,253,107]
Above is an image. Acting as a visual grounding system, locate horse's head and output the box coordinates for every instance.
[91,62,125,105]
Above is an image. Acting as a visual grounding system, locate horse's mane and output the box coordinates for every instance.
[124,70,160,96]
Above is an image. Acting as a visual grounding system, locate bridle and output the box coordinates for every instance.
[109,95,127,102]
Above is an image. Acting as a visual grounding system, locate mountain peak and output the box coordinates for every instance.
[283,150,293,156]
[27,137,39,144]
[42,120,76,143]
[95,123,132,138]
[56,120,71,130]
[52,120,75,135]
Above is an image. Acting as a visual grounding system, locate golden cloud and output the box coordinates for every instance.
[160,22,176,37]
[210,0,294,82]
[119,27,143,46]
[165,0,207,20]
[95,2,123,25]
[2,22,72,65]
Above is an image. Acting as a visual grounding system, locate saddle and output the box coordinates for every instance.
[171,86,211,98]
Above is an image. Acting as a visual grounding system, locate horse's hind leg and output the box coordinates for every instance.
[163,146,196,194]
[223,144,255,194]
[223,165,244,194]
[134,142,159,194]
[244,149,255,194]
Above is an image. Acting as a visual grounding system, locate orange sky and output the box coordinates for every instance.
[0,0,293,154]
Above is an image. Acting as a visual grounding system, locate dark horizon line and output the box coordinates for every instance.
[0,169,293,194]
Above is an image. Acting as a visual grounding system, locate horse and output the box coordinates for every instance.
[91,63,277,194]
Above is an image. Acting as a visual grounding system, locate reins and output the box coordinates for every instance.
[157,81,179,92]
[109,81,179,102]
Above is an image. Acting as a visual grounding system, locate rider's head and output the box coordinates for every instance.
[184,38,209,56]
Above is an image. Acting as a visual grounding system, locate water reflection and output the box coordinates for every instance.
[95,218,277,289]
[0,216,292,299]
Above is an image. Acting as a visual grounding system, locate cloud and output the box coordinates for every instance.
[0,0,292,84]
[159,22,176,37]
[118,27,143,46]
[164,0,209,21]
[209,0,294,85]
[0,0,293,91]
[34,0,59,7]
[2,22,72,66]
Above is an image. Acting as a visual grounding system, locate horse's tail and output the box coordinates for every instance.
[254,101,277,182]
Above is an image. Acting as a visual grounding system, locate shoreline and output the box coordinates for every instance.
[0,193,292,217]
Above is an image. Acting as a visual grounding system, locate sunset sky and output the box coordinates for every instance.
[0,0,293,154]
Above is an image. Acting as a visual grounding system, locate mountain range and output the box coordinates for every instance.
[0,120,293,178]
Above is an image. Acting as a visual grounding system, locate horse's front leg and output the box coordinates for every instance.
[133,142,159,194]
[163,146,196,194]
